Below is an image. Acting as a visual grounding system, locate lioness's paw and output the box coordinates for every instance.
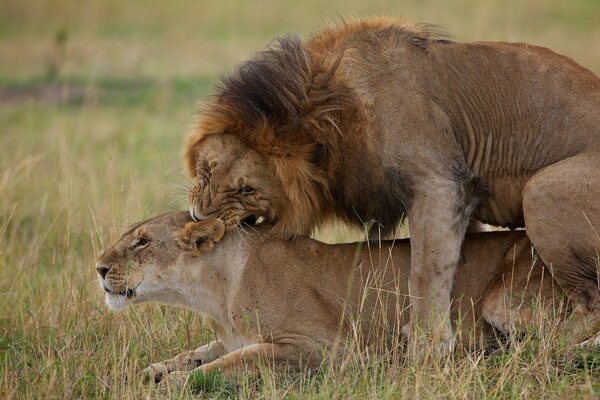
[160,371,190,390]
[142,363,170,384]
[578,331,600,348]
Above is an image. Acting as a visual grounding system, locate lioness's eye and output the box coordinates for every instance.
[239,186,255,195]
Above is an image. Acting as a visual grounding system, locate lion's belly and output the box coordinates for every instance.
[473,176,528,229]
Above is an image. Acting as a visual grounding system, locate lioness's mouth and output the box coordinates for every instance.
[102,284,135,299]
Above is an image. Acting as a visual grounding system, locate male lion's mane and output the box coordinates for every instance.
[185,18,451,235]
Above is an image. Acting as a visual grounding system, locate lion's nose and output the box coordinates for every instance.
[96,263,111,279]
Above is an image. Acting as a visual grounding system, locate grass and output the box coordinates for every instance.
[1,0,600,398]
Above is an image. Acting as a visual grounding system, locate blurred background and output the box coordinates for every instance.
[2,0,600,242]
[1,0,600,397]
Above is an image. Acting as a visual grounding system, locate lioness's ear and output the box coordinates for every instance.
[176,219,225,255]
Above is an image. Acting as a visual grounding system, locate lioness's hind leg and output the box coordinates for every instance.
[523,152,600,313]
[481,239,558,337]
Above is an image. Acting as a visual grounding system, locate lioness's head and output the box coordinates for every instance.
[95,212,224,310]
[185,36,357,236]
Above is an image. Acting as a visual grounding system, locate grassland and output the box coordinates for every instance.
[1,0,600,398]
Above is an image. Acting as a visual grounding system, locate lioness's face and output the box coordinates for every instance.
[188,134,284,229]
[95,212,224,310]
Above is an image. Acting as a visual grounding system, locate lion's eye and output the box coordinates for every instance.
[239,186,255,195]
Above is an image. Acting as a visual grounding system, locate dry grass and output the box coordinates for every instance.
[2,0,600,398]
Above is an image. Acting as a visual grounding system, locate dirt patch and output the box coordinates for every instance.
[0,84,87,105]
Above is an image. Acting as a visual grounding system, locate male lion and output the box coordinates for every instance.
[184,17,600,348]
[96,212,599,385]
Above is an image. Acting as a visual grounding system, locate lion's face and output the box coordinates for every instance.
[188,134,284,229]
[95,212,224,310]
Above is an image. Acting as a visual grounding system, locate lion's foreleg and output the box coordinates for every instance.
[144,340,226,383]
[405,179,475,353]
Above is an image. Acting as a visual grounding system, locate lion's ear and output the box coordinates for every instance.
[176,219,225,254]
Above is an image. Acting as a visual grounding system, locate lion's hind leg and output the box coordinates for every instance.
[523,152,600,315]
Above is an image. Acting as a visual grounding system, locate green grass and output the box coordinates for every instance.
[1,0,600,398]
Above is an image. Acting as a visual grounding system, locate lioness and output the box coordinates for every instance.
[96,212,598,385]
[184,17,600,348]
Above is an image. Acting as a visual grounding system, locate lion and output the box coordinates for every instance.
[183,17,600,348]
[96,212,600,386]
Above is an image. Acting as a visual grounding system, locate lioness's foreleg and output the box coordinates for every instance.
[161,342,314,386]
[406,178,477,352]
[523,152,600,316]
[144,340,226,383]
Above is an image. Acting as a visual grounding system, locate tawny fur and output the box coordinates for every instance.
[96,212,600,384]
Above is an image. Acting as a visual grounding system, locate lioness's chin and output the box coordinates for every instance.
[104,293,131,311]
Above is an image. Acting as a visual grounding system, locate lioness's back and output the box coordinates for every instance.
[232,230,534,345]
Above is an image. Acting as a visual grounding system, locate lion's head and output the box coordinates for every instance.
[95,212,224,310]
[186,134,285,229]
[184,35,363,236]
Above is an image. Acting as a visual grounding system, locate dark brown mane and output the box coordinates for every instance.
[198,35,351,157]
[215,36,316,129]
[209,19,450,130]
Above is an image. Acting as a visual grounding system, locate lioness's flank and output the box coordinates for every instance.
[96,212,599,385]
[184,17,600,348]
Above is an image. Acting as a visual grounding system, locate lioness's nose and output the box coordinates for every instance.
[96,263,111,279]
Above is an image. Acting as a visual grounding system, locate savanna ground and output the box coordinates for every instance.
[2,0,600,398]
